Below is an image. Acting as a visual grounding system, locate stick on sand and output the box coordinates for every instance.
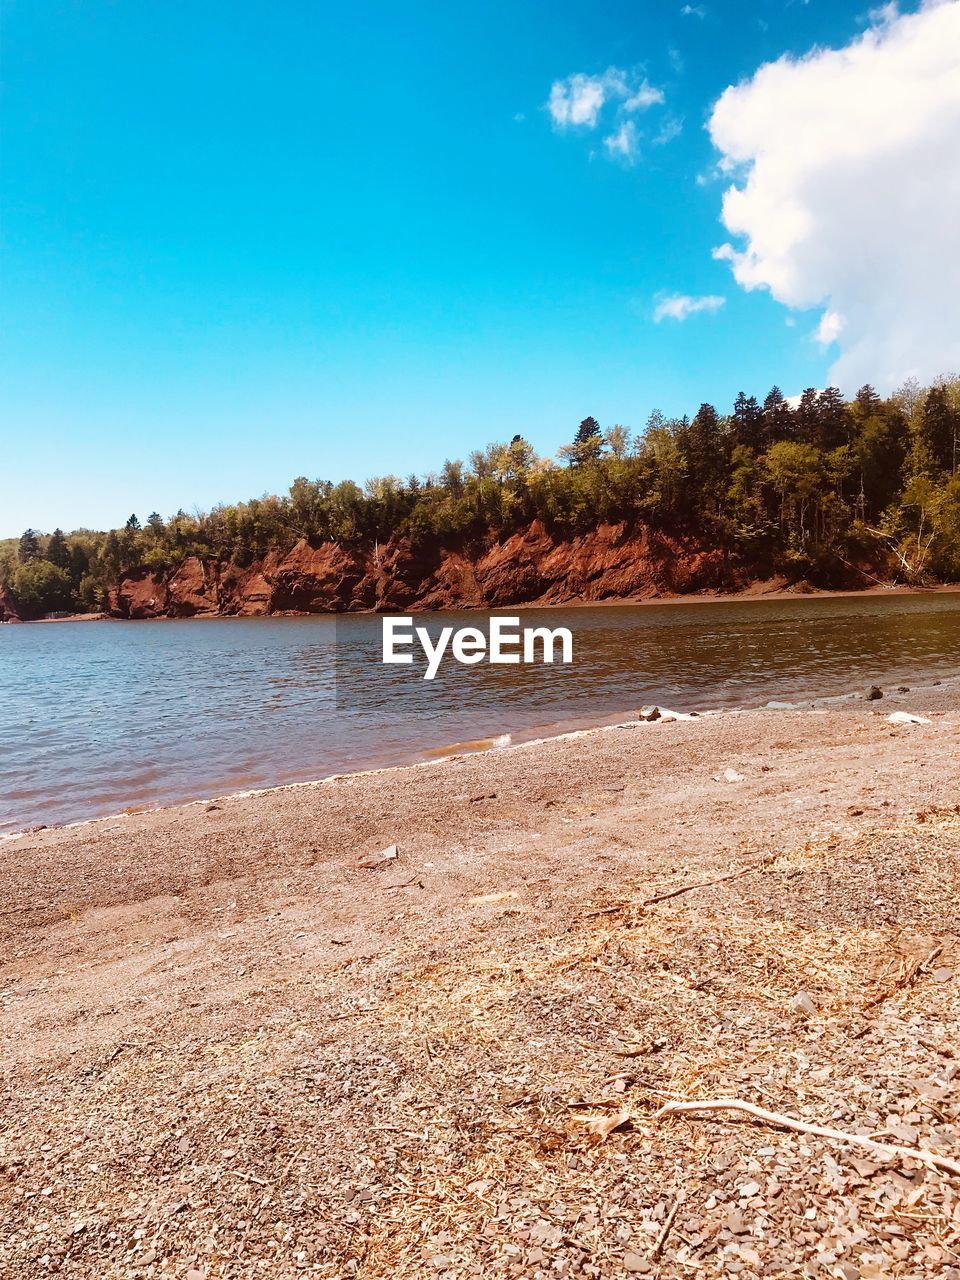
[651,1097,960,1179]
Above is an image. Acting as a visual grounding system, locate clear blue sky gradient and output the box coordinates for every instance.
[1,1,890,535]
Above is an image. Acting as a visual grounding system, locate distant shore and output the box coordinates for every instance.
[7,577,959,624]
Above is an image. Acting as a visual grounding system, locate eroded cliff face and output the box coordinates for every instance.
[0,588,20,623]
[107,522,751,619]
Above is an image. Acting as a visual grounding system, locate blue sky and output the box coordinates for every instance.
[0,0,936,535]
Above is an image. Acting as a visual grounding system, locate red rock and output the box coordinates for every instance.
[109,521,754,619]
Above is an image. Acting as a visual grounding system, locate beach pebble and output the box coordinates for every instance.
[357,844,399,868]
[623,1252,651,1272]
[866,685,883,700]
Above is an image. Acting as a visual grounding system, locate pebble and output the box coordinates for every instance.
[622,1252,650,1273]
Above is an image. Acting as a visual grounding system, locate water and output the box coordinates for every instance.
[2,592,959,833]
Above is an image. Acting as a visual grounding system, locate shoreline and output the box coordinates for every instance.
[3,679,959,1276]
[4,670,957,845]
[6,578,960,625]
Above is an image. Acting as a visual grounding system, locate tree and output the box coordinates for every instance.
[563,416,603,467]
[816,387,851,451]
[289,477,330,539]
[11,368,960,600]
[726,445,765,536]
[18,529,41,563]
[920,385,957,474]
[893,376,923,419]
[732,392,764,451]
[440,459,465,498]
[795,389,821,444]
[603,424,630,461]
[101,529,122,577]
[853,384,882,421]
[763,386,793,443]
[636,422,687,519]
[683,403,725,515]
[853,413,907,517]
[46,528,70,570]
[69,543,90,582]
[505,434,536,479]
[764,442,826,550]
[11,560,74,618]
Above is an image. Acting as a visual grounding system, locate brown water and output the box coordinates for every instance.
[2,592,959,833]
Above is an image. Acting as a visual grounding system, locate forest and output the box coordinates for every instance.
[3,376,960,619]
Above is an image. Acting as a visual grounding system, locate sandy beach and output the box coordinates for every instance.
[2,681,960,1278]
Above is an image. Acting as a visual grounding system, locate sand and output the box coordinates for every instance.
[2,681,960,1278]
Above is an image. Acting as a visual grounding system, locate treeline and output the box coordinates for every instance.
[3,376,960,618]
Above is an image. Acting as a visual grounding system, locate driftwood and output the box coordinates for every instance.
[651,1199,681,1259]
[651,1097,960,1178]
[639,859,768,907]
[583,858,768,919]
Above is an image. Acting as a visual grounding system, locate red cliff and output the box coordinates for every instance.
[108,522,749,619]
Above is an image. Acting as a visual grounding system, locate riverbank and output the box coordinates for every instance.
[2,684,960,1277]
[7,578,960,625]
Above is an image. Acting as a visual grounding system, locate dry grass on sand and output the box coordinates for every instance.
[2,685,960,1278]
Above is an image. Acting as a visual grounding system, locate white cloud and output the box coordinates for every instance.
[547,67,663,133]
[815,309,844,346]
[623,81,664,112]
[653,115,684,145]
[681,4,706,17]
[653,293,726,322]
[604,121,639,163]
[708,0,960,391]
[548,72,610,127]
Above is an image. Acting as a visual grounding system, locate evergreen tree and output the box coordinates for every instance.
[18,529,41,563]
[46,528,70,570]
[732,392,764,451]
[816,387,851,451]
[683,403,725,515]
[762,386,793,442]
[8,371,960,605]
[566,416,603,466]
[69,543,90,582]
[920,385,957,473]
[795,388,821,444]
[853,384,882,421]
